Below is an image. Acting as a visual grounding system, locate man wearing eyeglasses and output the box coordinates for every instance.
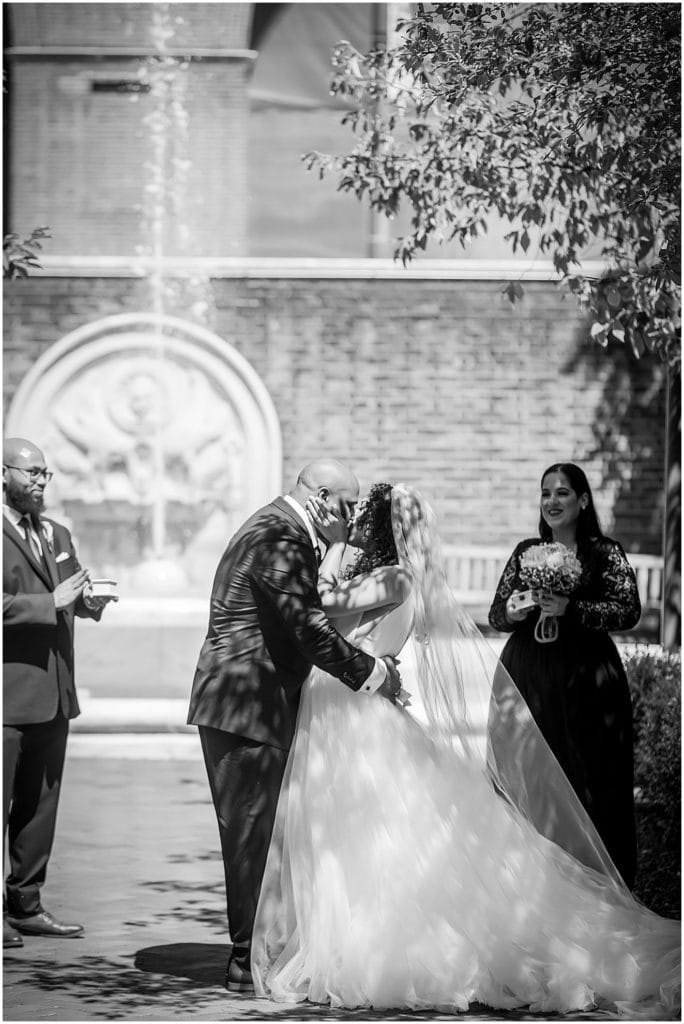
[3,437,115,948]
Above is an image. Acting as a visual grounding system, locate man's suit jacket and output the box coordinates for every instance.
[188,497,376,750]
[3,514,100,725]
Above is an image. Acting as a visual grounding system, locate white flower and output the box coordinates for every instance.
[519,542,582,595]
[521,546,547,567]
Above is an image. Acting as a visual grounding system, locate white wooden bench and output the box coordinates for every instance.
[441,545,664,617]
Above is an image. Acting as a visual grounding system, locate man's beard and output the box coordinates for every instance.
[5,479,45,516]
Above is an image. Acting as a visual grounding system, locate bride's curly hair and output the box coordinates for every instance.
[341,482,398,580]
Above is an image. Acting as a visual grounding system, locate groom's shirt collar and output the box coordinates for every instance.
[283,494,319,552]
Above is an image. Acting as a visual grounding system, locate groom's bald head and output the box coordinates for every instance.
[296,459,358,494]
[289,459,360,524]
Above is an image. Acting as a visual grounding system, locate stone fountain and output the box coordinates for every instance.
[5,5,281,712]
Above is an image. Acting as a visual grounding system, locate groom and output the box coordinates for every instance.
[188,458,401,992]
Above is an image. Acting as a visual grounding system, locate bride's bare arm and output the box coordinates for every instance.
[318,565,413,619]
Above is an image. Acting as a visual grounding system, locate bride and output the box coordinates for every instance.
[251,483,680,1017]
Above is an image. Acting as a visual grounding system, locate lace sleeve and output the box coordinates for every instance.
[568,540,641,632]
[488,544,525,633]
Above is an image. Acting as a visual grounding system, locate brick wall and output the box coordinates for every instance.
[8,3,252,50]
[6,3,252,256]
[8,59,250,257]
[3,273,666,554]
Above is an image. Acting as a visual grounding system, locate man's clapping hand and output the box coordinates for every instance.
[53,569,90,611]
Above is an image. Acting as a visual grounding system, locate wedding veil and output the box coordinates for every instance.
[390,484,629,895]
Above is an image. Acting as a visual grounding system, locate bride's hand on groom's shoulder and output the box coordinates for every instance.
[306,496,349,545]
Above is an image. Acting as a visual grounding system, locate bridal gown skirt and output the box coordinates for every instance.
[252,667,680,1017]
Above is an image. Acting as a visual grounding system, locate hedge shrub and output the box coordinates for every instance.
[623,646,681,918]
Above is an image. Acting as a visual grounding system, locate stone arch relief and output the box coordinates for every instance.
[6,314,282,595]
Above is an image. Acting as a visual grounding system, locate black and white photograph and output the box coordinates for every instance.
[2,2,680,1020]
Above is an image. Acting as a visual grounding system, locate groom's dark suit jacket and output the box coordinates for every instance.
[188,497,375,750]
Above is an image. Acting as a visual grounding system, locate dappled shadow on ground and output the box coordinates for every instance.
[3,943,621,1022]
[3,949,228,1021]
[134,876,228,934]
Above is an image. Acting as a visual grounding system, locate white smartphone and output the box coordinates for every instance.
[509,589,536,613]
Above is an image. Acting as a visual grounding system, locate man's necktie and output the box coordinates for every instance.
[20,515,44,563]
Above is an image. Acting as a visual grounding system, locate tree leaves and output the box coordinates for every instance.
[308,3,680,367]
[3,226,51,279]
[503,280,524,302]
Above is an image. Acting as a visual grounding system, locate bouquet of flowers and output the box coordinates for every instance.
[519,542,582,643]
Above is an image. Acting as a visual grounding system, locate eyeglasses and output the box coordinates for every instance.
[4,465,54,482]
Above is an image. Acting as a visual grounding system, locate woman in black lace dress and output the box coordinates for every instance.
[488,463,641,887]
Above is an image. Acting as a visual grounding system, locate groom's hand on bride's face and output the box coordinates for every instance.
[306,495,349,546]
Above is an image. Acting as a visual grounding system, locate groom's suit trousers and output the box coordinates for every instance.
[199,725,289,967]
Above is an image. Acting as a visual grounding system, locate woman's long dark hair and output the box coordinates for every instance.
[538,463,604,549]
[342,482,398,579]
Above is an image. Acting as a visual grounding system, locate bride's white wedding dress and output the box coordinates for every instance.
[252,488,680,1017]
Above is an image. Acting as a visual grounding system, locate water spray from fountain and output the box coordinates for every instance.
[130,3,209,593]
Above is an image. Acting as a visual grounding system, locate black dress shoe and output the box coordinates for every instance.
[225,958,255,993]
[7,910,83,938]
[3,920,24,949]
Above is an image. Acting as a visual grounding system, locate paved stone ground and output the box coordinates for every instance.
[2,738,620,1022]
